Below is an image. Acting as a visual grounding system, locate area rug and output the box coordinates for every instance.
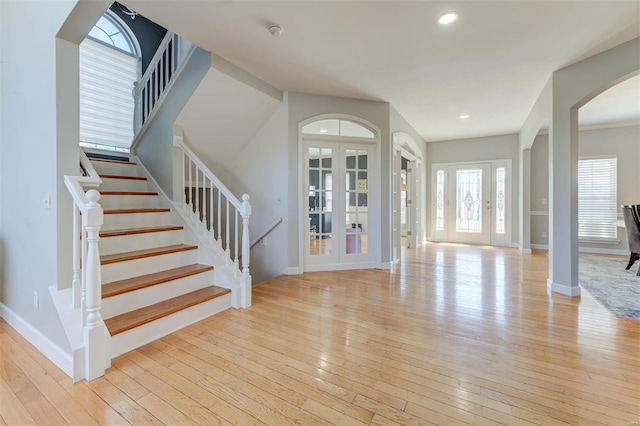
[579,255,640,320]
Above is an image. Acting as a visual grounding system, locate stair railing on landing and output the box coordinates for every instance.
[173,134,252,309]
[63,150,106,381]
[133,31,195,137]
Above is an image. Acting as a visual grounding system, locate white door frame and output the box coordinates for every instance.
[298,114,381,273]
[392,132,423,264]
[431,159,512,247]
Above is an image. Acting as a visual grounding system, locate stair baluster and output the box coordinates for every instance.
[172,133,251,308]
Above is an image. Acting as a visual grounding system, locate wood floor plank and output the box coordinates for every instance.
[57,377,129,425]
[2,244,639,425]
[0,376,37,425]
[0,334,98,425]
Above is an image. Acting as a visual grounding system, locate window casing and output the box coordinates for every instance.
[578,157,617,240]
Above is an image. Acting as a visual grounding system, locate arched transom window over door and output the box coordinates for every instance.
[301,118,379,272]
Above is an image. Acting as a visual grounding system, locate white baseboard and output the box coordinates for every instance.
[531,244,548,250]
[531,244,627,256]
[547,278,581,297]
[0,302,74,379]
[287,267,301,275]
[379,262,391,270]
[579,246,627,256]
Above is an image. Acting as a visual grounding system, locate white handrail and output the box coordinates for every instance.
[133,32,195,136]
[173,134,252,308]
[250,217,283,248]
[175,137,242,210]
[64,149,105,381]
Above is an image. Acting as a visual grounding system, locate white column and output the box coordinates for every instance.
[519,148,532,254]
[548,106,580,297]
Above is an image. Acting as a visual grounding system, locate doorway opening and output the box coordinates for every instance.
[392,133,423,264]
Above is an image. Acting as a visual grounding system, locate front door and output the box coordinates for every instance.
[432,161,511,246]
[304,141,372,270]
[447,163,491,244]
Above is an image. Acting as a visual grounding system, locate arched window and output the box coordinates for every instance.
[80,11,140,152]
[302,119,375,139]
[87,13,138,55]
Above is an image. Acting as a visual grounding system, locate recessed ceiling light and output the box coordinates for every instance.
[438,12,458,25]
[459,114,470,119]
[319,129,328,133]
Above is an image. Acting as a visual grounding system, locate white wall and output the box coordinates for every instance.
[286,92,391,270]
[426,134,520,244]
[135,47,211,198]
[530,125,640,251]
[0,0,80,352]
[176,67,281,179]
[221,98,289,284]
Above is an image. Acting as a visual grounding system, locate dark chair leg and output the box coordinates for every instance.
[625,253,639,270]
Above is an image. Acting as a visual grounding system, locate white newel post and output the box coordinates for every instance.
[83,190,106,381]
[240,194,252,308]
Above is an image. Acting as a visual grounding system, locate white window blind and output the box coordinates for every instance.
[578,157,617,240]
[79,38,137,150]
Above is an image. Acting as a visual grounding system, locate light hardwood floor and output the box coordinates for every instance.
[2,244,639,425]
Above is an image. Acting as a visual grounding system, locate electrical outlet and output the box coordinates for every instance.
[259,237,267,246]
[541,198,547,206]
[43,193,51,209]
[33,292,39,310]
[542,231,547,238]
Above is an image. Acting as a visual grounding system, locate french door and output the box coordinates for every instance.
[304,140,372,270]
[433,161,510,246]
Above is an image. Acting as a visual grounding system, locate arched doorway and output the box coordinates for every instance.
[79,11,140,153]
[300,116,381,272]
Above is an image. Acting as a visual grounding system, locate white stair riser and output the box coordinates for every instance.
[101,212,173,231]
[101,249,198,283]
[100,178,149,192]
[101,270,214,319]
[99,229,185,256]
[108,292,231,359]
[99,194,158,210]
[91,161,138,177]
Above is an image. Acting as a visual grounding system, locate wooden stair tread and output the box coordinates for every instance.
[101,244,198,265]
[104,286,231,335]
[90,158,136,165]
[103,208,170,214]
[100,191,158,196]
[102,264,214,298]
[100,225,183,238]
[100,174,147,181]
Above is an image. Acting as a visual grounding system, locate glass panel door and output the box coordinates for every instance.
[307,146,336,264]
[304,141,372,269]
[345,149,369,256]
[447,163,491,244]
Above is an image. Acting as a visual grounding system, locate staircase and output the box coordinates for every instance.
[89,157,232,358]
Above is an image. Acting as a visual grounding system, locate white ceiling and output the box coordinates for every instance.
[126,1,640,142]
